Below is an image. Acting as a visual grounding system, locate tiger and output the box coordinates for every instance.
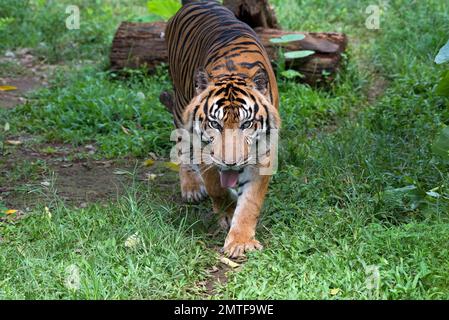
[164,0,280,258]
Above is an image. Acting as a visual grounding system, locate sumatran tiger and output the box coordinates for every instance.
[164,0,280,258]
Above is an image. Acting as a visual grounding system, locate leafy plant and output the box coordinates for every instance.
[269,33,314,80]
[147,0,181,21]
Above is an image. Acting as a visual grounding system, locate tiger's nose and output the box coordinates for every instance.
[223,160,237,167]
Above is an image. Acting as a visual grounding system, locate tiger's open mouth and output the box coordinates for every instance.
[219,169,240,188]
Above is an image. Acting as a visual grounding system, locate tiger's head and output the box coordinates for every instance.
[182,68,281,187]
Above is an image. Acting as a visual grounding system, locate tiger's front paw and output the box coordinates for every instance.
[180,165,208,203]
[181,180,207,202]
[223,233,263,258]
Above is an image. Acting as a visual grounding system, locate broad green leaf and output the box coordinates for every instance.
[432,126,449,160]
[147,0,181,21]
[435,39,449,64]
[269,34,305,44]
[284,50,315,59]
[280,69,304,79]
[436,70,449,97]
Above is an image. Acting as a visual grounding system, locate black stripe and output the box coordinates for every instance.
[238,180,250,188]
[239,61,264,69]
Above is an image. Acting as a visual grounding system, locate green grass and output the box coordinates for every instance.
[12,67,173,158]
[0,0,148,63]
[1,0,449,299]
[0,187,213,299]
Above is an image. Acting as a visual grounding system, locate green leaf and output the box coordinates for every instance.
[284,50,315,59]
[432,126,449,160]
[280,69,304,79]
[269,34,305,44]
[435,39,449,64]
[436,70,449,97]
[147,0,181,21]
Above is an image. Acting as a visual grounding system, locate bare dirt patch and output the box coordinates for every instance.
[0,48,54,109]
[0,136,179,210]
[0,77,41,109]
[204,259,231,296]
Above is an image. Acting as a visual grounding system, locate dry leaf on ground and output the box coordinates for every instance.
[5,140,22,145]
[330,288,341,295]
[219,257,240,269]
[143,159,155,167]
[124,232,141,248]
[162,161,180,172]
[0,85,18,91]
[113,169,129,175]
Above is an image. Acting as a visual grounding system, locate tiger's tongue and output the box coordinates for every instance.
[220,170,239,188]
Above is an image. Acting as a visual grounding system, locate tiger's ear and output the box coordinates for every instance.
[195,68,211,94]
[252,69,268,95]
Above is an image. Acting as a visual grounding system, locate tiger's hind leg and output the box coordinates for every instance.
[180,164,208,203]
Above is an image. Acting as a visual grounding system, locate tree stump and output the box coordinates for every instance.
[223,0,279,29]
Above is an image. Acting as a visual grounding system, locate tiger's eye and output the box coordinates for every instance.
[209,121,222,130]
[241,121,253,130]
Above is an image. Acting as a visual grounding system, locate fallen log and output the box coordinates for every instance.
[110,21,167,71]
[110,21,347,85]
